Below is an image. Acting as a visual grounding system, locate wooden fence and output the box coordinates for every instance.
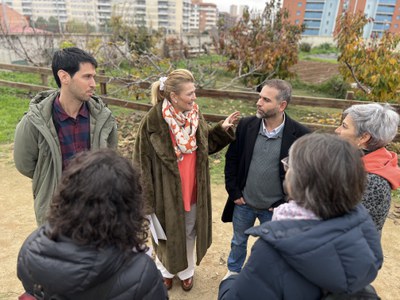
[0,63,399,140]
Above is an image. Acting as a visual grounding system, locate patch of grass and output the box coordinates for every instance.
[298,55,338,64]
[196,97,255,117]
[287,105,343,130]
[108,105,140,118]
[310,43,338,54]
[291,84,335,98]
[290,76,349,99]
[0,87,31,143]
[298,43,339,63]
[0,71,42,84]
[0,70,58,88]
[209,148,227,185]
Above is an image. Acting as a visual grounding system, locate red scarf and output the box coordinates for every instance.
[362,147,400,190]
[162,99,199,161]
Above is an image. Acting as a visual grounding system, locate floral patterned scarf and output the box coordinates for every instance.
[162,98,199,161]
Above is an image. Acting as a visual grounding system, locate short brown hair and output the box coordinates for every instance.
[260,79,292,104]
[47,149,148,254]
[287,133,366,219]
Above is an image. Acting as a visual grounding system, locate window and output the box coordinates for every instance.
[304,20,321,28]
[379,0,396,4]
[375,14,392,22]
[377,6,395,13]
[296,10,301,16]
[304,11,323,19]
[298,2,302,7]
[395,24,399,28]
[373,23,390,30]
[303,28,319,35]
[305,3,324,10]
[295,19,300,24]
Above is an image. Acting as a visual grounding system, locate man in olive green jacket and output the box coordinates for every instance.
[14,47,117,225]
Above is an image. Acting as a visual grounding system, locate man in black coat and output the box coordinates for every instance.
[222,79,310,278]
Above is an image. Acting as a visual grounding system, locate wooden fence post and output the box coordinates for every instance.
[40,74,48,86]
[99,69,107,95]
[345,91,354,100]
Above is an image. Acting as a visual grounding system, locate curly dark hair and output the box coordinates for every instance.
[47,149,149,254]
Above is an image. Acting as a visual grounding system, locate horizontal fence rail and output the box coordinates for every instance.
[0,63,398,141]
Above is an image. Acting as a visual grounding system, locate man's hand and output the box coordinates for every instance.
[234,197,246,205]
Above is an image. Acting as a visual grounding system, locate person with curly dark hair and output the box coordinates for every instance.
[17,149,168,300]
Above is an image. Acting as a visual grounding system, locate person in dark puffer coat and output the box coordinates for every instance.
[17,149,168,300]
[219,134,383,300]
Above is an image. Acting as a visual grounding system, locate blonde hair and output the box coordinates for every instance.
[151,69,195,106]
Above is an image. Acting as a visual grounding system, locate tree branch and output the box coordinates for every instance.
[344,61,371,94]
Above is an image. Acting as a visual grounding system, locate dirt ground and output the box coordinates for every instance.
[1,143,399,300]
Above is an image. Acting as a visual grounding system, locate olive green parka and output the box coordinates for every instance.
[14,90,118,225]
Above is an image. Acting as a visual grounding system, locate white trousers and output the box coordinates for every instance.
[156,204,197,280]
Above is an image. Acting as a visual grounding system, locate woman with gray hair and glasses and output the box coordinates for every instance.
[219,134,383,299]
[335,103,400,233]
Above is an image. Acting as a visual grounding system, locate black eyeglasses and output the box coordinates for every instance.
[281,157,289,172]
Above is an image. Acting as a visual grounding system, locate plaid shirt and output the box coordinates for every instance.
[53,96,90,169]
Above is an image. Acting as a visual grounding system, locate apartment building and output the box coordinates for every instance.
[112,0,192,33]
[229,4,249,20]
[283,0,400,38]
[113,0,217,33]
[5,0,216,33]
[6,0,107,29]
[189,1,217,32]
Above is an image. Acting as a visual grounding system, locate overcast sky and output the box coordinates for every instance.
[207,0,268,13]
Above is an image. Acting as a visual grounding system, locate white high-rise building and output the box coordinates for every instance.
[5,0,215,33]
[6,0,102,28]
[113,0,192,34]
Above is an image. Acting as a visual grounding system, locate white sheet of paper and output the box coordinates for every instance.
[147,213,167,245]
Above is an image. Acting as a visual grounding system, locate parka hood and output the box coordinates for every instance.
[246,204,383,294]
[29,89,107,117]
